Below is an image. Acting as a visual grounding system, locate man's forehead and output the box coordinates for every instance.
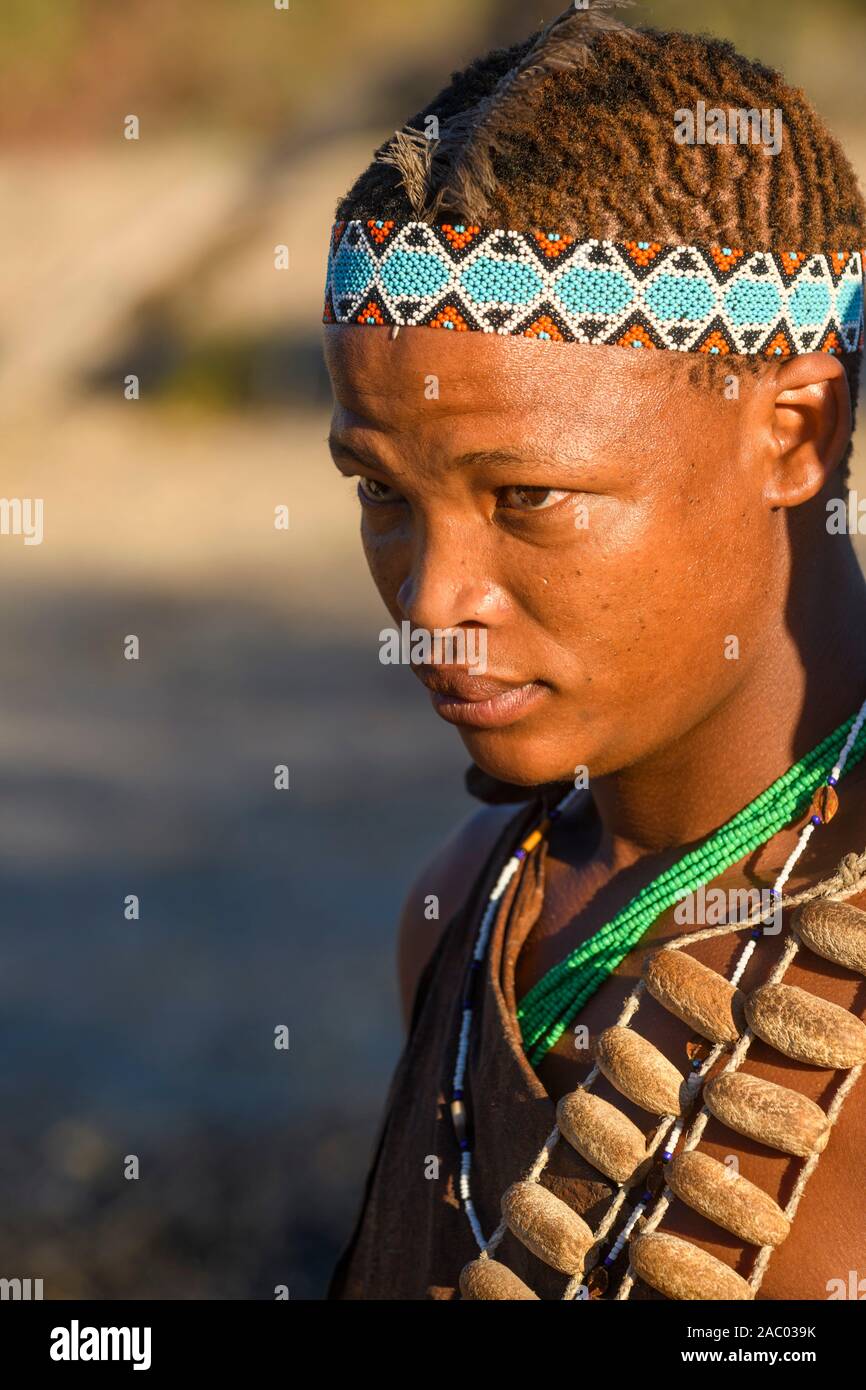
[325,334,699,479]
[324,323,673,425]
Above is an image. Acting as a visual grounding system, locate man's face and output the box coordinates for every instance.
[325,325,786,785]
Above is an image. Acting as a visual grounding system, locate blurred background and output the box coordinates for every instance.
[1,0,865,1299]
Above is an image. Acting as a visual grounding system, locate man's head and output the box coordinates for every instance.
[324,6,865,787]
[336,7,864,421]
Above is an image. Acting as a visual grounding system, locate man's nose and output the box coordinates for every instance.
[395,529,508,635]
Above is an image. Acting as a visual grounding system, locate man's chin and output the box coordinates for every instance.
[457,726,577,792]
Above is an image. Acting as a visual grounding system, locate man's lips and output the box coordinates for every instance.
[416,667,549,729]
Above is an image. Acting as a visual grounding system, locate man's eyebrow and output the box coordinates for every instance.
[328,437,529,466]
[446,449,534,471]
[328,438,564,475]
[327,435,380,467]
[445,448,605,475]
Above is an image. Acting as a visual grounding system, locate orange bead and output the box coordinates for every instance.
[809,784,839,824]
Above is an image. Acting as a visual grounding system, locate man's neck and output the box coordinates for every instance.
[590,540,866,864]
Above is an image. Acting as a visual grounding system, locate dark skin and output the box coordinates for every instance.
[325,322,866,1298]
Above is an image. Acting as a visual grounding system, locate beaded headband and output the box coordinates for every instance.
[324,219,865,358]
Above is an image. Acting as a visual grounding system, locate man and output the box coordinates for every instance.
[323,4,866,1299]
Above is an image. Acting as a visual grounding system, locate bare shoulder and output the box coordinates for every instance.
[396,803,521,1031]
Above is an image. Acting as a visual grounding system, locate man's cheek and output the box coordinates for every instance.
[362,533,402,600]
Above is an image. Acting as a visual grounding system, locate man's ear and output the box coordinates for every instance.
[764,352,852,507]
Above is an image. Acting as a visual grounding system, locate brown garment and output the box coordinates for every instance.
[327,796,622,1300]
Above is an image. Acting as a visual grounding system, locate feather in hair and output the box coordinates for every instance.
[429,1,634,222]
[376,126,437,220]
[374,1,630,225]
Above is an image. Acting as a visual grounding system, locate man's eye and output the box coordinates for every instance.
[358,477,403,505]
[497,486,569,511]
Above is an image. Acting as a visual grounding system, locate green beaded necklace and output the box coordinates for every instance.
[517,709,866,1066]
